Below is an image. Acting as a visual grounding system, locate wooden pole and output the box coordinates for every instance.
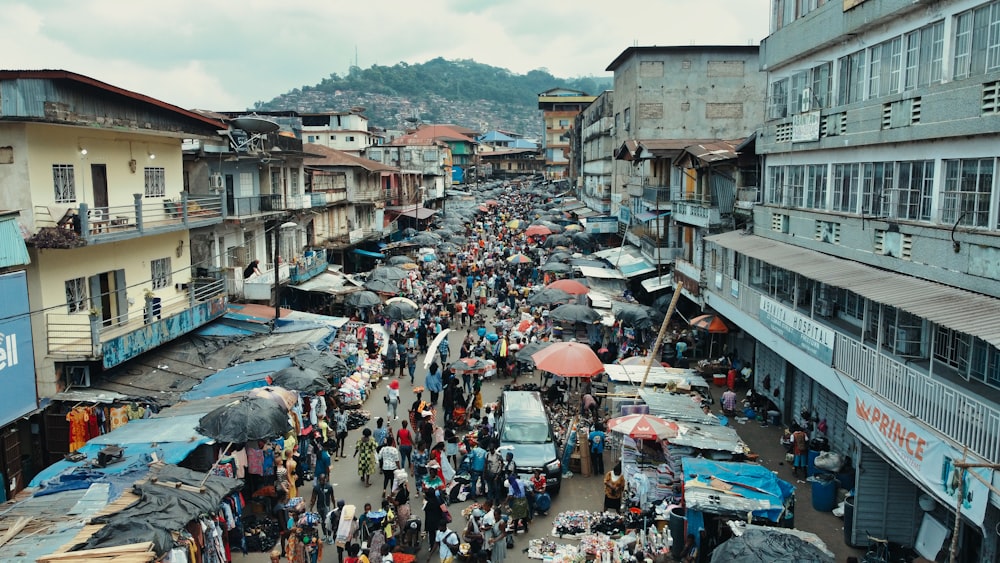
[639,282,684,389]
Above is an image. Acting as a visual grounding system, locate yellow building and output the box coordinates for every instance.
[0,70,228,397]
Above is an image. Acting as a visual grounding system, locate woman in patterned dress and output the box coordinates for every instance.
[354,428,377,487]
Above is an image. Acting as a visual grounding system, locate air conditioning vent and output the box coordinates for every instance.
[882,103,892,130]
[816,298,835,318]
[983,81,1000,114]
[209,173,224,190]
[65,365,91,389]
[911,97,922,124]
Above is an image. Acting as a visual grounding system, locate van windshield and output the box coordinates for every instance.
[500,422,551,443]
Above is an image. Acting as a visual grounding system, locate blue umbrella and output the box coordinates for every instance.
[477,327,487,338]
[485,333,499,342]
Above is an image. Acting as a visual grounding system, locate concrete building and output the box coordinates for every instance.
[605,46,766,272]
[699,1,1000,559]
[538,88,596,181]
[578,91,615,216]
[300,111,377,155]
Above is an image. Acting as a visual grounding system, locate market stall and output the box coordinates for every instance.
[329,322,388,407]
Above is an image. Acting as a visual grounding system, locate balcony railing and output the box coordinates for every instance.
[46,277,227,367]
[642,186,679,206]
[228,194,284,217]
[704,264,1000,464]
[289,252,328,284]
[672,201,722,227]
[285,194,313,210]
[35,193,224,245]
[310,190,348,206]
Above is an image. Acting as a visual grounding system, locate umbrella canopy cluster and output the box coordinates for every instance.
[197,396,292,443]
[549,303,601,324]
[528,287,573,306]
[291,347,348,381]
[268,365,332,395]
[344,290,381,309]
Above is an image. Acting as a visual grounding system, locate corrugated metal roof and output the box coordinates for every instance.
[707,231,1000,348]
[0,214,30,267]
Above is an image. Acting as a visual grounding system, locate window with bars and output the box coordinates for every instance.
[953,1,1000,79]
[838,288,865,325]
[861,162,893,215]
[892,160,934,221]
[804,164,828,210]
[837,49,866,105]
[970,337,1000,386]
[810,62,832,110]
[65,277,87,313]
[935,325,971,372]
[832,163,860,213]
[765,166,785,205]
[151,257,171,290]
[787,165,804,207]
[144,167,166,198]
[942,158,994,227]
[768,79,788,119]
[53,164,77,202]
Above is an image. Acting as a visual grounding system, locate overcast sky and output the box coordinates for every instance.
[3,0,771,111]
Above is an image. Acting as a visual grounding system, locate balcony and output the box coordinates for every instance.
[284,194,313,210]
[289,251,328,284]
[310,190,348,206]
[629,226,682,264]
[45,277,227,369]
[674,259,704,298]
[703,264,1000,465]
[35,193,224,245]
[228,194,284,218]
[642,186,678,207]
[672,200,722,228]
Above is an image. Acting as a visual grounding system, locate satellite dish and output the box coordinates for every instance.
[230,114,280,134]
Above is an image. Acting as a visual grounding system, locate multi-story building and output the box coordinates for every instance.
[537,88,596,181]
[578,91,615,215]
[0,70,229,465]
[606,46,765,270]
[700,1,1000,558]
[367,140,451,222]
[300,111,377,155]
[398,124,477,185]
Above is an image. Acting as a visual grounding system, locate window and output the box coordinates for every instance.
[151,257,171,289]
[861,162,892,215]
[935,325,971,372]
[804,164,828,209]
[65,277,87,313]
[942,158,994,227]
[144,167,166,198]
[307,135,315,143]
[347,136,355,142]
[837,49,866,105]
[838,288,865,325]
[893,160,933,221]
[53,164,76,202]
[810,62,832,109]
[832,163,860,213]
[330,135,336,140]
[766,166,785,205]
[953,1,1000,79]
[789,71,808,114]
[623,108,631,132]
[769,78,788,119]
[787,165,804,207]
[970,337,1000,386]
[289,169,300,196]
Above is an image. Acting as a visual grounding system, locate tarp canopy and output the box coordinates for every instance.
[181,357,293,400]
[605,364,710,390]
[681,458,794,523]
[352,248,385,258]
[711,527,834,563]
[396,207,439,219]
[289,269,363,295]
[80,464,243,556]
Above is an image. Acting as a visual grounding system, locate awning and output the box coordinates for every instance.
[396,207,439,220]
[574,208,600,218]
[0,215,30,268]
[635,210,670,222]
[289,270,364,295]
[707,231,1000,348]
[577,265,625,279]
[641,274,675,293]
[353,248,385,258]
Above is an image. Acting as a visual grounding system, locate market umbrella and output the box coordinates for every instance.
[369,266,408,281]
[291,347,349,381]
[344,290,382,309]
[386,296,419,309]
[549,303,601,324]
[436,242,461,254]
[531,341,604,378]
[517,341,553,365]
[570,231,595,247]
[424,329,452,368]
[387,255,415,266]
[563,224,584,232]
[606,413,679,441]
[546,279,590,295]
[507,253,532,264]
[710,529,834,563]
[524,224,552,237]
[409,233,440,246]
[540,261,570,273]
[364,278,399,294]
[651,293,676,314]
[384,300,419,321]
[196,396,292,443]
[507,219,523,229]
[690,313,730,333]
[247,386,299,410]
[546,251,572,263]
[532,220,564,233]
[612,302,658,330]
[269,365,332,394]
[527,287,573,306]
[450,357,488,374]
[544,234,573,248]
[448,235,468,245]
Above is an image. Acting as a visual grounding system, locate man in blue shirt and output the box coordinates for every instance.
[589,422,606,476]
[467,442,488,498]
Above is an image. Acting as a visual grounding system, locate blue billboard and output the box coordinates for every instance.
[0,271,37,426]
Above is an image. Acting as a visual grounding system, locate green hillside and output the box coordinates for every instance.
[254,58,611,138]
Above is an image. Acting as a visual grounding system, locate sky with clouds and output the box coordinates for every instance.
[2,0,771,111]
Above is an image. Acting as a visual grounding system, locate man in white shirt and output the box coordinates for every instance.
[433,520,460,561]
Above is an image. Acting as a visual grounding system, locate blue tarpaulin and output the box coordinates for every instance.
[181,357,292,400]
[681,458,794,526]
[353,248,385,258]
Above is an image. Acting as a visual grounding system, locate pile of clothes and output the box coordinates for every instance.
[551,510,592,538]
[589,511,627,536]
[242,514,280,552]
[346,409,372,430]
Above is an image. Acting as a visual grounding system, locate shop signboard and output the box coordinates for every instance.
[585,216,618,234]
[758,296,834,365]
[847,382,990,527]
[0,271,37,427]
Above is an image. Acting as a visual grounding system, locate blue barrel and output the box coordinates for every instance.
[811,477,837,512]
[807,450,821,476]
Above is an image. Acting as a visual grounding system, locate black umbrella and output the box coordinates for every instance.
[436,242,461,254]
[651,293,676,313]
[402,227,418,237]
[364,278,399,294]
[291,347,348,381]
[544,234,573,248]
[384,300,418,321]
[541,261,571,273]
[448,235,467,245]
[571,232,595,248]
[527,287,573,306]
[549,303,602,324]
[270,365,332,394]
[197,396,291,443]
[450,357,488,374]
[547,251,572,263]
[369,266,408,281]
[710,529,834,563]
[387,255,415,266]
[409,233,440,246]
[344,290,382,308]
[612,302,658,330]
[517,341,554,365]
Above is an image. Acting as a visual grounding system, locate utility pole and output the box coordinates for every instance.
[639,282,684,389]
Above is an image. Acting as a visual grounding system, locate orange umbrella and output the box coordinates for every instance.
[690,314,729,333]
[546,279,589,295]
[525,225,553,237]
[607,413,679,441]
[531,341,604,378]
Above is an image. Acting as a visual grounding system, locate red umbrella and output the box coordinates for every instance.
[546,279,590,295]
[531,341,604,378]
[689,314,729,333]
[525,225,553,237]
[607,413,680,441]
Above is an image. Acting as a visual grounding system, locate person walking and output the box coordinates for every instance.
[386,380,400,421]
[373,417,388,448]
[406,345,418,384]
[353,428,377,487]
[483,506,509,562]
[425,362,443,405]
[603,462,625,512]
[791,424,809,478]
[396,421,413,470]
[589,422,606,476]
[334,407,349,458]
[377,436,401,493]
[308,473,336,543]
[438,335,450,366]
[467,441,487,498]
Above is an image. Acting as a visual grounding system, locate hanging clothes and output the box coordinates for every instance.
[66,407,89,452]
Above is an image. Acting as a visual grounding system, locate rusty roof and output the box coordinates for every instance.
[303,143,398,172]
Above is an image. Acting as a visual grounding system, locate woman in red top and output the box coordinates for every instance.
[396,420,414,470]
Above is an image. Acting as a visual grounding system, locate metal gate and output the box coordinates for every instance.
[850,443,921,546]
[754,341,787,411]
